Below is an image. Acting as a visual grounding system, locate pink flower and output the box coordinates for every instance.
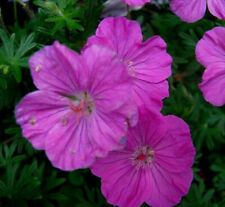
[121,0,150,6]
[170,0,225,23]
[15,41,137,171]
[102,0,143,17]
[196,27,225,106]
[91,107,195,207]
[83,17,172,110]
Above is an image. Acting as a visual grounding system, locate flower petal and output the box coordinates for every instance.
[126,36,172,110]
[130,36,172,83]
[90,111,128,156]
[91,151,151,207]
[199,63,225,106]
[154,115,195,173]
[82,45,132,113]
[15,91,68,150]
[133,79,169,109]
[121,0,150,6]
[170,0,206,23]
[196,27,225,67]
[45,117,95,171]
[126,107,167,150]
[146,166,193,207]
[29,41,86,94]
[83,17,143,57]
[208,0,225,20]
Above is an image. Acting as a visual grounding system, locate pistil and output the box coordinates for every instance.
[62,92,94,125]
[130,146,154,170]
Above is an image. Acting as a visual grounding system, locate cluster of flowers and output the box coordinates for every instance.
[15,0,225,207]
[15,16,196,207]
[123,0,225,106]
[123,0,225,22]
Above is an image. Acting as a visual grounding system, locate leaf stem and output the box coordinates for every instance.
[0,8,9,34]
[2,138,14,145]
[127,5,131,19]
[16,0,34,18]
[13,0,18,26]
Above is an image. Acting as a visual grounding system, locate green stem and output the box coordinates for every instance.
[126,5,131,19]
[13,0,18,26]
[16,0,34,18]
[0,8,9,34]
[2,137,14,145]
[65,26,70,41]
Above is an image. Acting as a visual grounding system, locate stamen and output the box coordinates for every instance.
[67,100,88,124]
[130,146,154,170]
[35,65,42,72]
[125,60,135,77]
[137,154,146,160]
[126,60,133,66]
[62,92,94,125]
[29,117,35,126]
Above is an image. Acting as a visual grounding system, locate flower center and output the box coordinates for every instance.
[130,146,154,170]
[125,60,135,77]
[137,154,146,160]
[62,92,94,125]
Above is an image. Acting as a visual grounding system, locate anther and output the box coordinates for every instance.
[130,146,155,170]
[35,65,42,72]
[61,117,68,126]
[63,92,94,124]
[29,117,35,126]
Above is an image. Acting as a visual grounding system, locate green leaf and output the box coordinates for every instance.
[15,33,36,58]
[43,171,66,192]
[11,66,21,82]
[66,19,84,31]
[68,171,84,186]
[0,77,7,89]
[46,192,68,200]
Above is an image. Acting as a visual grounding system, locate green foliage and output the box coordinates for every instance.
[34,0,84,34]
[0,30,36,84]
[179,180,217,207]
[0,161,43,199]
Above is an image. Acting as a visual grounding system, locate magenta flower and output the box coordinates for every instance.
[196,27,225,106]
[91,107,195,207]
[121,0,150,6]
[15,41,137,170]
[170,0,225,23]
[83,17,172,110]
[102,0,143,17]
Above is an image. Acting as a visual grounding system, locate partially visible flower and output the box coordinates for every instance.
[122,0,150,6]
[83,17,172,111]
[91,107,195,207]
[196,27,225,106]
[102,0,169,18]
[151,0,169,7]
[102,0,142,17]
[102,0,168,17]
[15,41,137,171]
[170,0,225,23]
[8,0,29,2]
